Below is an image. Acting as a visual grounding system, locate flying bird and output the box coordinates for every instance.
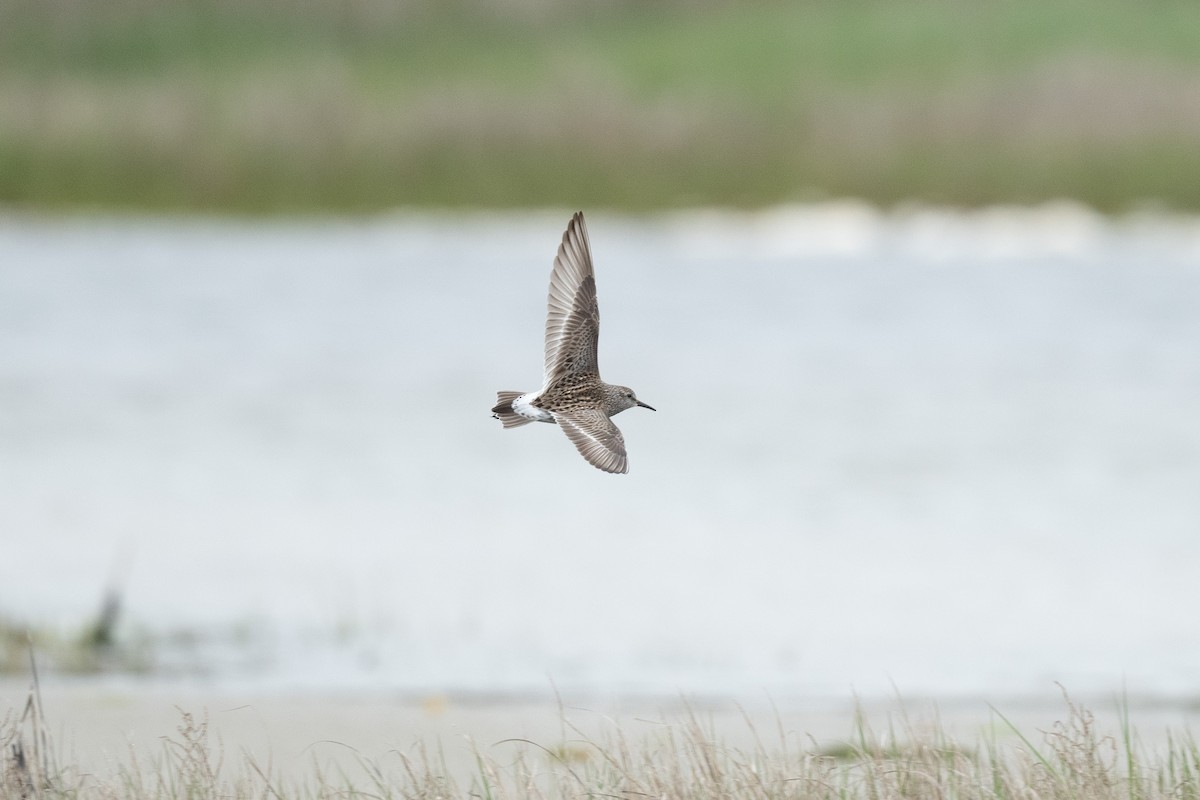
[492,212,654,474]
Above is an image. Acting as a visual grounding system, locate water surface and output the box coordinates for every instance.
[2,205,1199,699]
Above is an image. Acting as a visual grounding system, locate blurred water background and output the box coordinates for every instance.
[3,205,1199,699]
[3,0,1200,703]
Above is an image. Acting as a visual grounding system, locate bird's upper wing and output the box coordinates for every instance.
[555,408,628,474]
[543,212,600,384]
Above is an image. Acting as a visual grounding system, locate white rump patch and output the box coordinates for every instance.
[513,393,555,424]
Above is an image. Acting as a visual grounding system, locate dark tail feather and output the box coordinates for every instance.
[492,391,534,428]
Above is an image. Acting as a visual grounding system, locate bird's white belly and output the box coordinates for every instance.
[513,392,555,424]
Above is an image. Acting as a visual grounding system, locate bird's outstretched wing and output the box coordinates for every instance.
[543,212,600,384]
[555,408,628,474]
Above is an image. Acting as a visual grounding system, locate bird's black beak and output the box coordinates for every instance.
[637,400,656,411]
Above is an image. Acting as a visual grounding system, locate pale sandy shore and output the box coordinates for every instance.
[3,680,1199,787]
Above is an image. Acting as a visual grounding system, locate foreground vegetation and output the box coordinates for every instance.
[3,0,1200,213]
[3,682,1200,799]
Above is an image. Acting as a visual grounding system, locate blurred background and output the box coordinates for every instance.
[2,0,1199,704]
[4,0,1200,213]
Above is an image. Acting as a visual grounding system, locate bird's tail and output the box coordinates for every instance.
[492,391,534,428]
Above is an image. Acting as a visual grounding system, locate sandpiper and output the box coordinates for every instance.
[492,211,654,474]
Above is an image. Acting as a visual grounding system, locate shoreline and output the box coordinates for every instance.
[6,680,1199,785]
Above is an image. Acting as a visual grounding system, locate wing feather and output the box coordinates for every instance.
[543,212,600,383]
[555,409,629,474]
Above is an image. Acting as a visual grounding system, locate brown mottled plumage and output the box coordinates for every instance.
[492,212,654,474]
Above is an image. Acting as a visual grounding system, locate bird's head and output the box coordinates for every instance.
[607,385,656,416]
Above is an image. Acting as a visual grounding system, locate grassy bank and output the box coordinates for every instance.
[2,0,1200,213]
[3,685,1199,799]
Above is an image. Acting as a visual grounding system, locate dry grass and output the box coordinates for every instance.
[2,680,1199,800]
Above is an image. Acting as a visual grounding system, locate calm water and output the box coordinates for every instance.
[2,204,1199,699]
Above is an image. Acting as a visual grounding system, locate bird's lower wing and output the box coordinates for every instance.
[554,408,629,474]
